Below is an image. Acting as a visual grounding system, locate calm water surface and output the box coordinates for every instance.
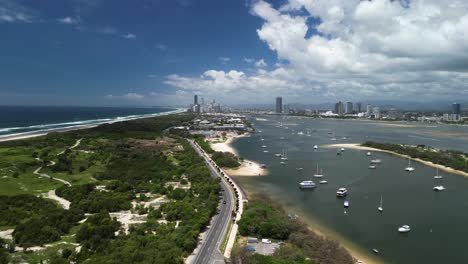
[232,115,468,264]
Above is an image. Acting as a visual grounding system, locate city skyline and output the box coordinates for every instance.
[1,0,468,106]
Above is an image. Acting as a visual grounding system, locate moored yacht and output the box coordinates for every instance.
[319,180,328,184]
[434,168,443,179]
[313,145,318,150]
[340,147,345,152]
[366,152,372,156]
[313,164,323,178]
[299,180,316,189]
[336,188,348,197]
[369,165,377,169]
[344,200,350,208]
[274,153,282,157]
[370,159,381,164]
[405,159,415,172]
[296,167,303,171]
[398,225,411,233]
[433,185,445,191]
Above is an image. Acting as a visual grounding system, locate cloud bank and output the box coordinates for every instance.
[164,0,468,103]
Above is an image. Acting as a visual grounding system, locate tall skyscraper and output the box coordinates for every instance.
[194,95,198,105]
[276,97,283,113]
[335,101,344,115]
[345,101,353,114]
[366,104,372,116]
[452,102,461,121]
[354,102,362,113]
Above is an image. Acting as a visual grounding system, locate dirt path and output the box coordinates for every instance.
[45,189,71,209]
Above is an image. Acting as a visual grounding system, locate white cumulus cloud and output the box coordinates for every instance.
[164,0,468,103]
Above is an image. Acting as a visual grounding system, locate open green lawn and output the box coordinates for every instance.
[0,173,63,196]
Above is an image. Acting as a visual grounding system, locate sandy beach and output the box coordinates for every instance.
[209,133,267,176]
[325,143,468,177]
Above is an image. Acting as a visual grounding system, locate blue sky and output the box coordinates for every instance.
[1,0,468,106]
[0,0,279,106]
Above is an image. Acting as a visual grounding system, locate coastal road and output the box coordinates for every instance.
[188,140,235,264]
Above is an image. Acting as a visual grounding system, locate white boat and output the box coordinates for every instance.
[313,145,318,150]
[263,150,269,153]
[340,147,345,152]
[369,165,377,169]
[260,138,265,141]
[405,159,415,172]
[372,249,379,254]
[280,137,285,140]
[433,185,445,191]
[274,153,282,157]
[331,137,337,141]
[398,225,411,233]
[297,131,304,135]
[336,188,348,197]
[378,195,383,212]
[434,168,443,179]
[261,145,267,148]
[299,180,316,189]
[280,161,286,165]
[280,149,288,160]
[296,167,303,171]
[344,200,350,208]
[370,159,381,164]
[366,152,372,156]
[319,180,328,184]
[313,164,323,178]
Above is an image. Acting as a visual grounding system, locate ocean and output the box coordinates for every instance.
[232,115,468,264]
[0,106,180,138]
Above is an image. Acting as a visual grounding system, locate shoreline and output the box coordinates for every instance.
[209,133,267,176]
[325,143,468,177]
[0,109,185,143]
[236,180,383,264]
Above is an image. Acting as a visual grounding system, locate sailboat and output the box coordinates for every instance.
[280,149,288,160]
[377,195,383,212]
[404,158,415,172]
[313,164,323,178]
[434,168,443,179]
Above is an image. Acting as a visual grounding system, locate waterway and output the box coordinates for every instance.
[232,115,468,264]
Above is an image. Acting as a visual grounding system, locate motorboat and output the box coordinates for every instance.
[378,195,383,212]
[434,168,443,179]
[280,161,286,165]
[405,159,415,172]
[299,180,316,189]
[369,165,376,169]
[263,150,269,153]
[344,200,350,208]
[340,148,345,152]
[366,152,372,156]
[313,164,323,178]
[336,188,348,197]
[296,167,303,171]
[260,138,265,141]
[261,145,267,148]
[297,131,304,135]
[370,159,381,164]
[274,153,282,157]
[319,180,328,184]
[398,225,411,233]
[433,185,446,191]
[372,249,379,254]
[313,145,318,150]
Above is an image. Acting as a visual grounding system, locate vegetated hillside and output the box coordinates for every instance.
[234,195,354,264]
[0,113,222,264]
[194,136,240,168]
[362,141,468,172]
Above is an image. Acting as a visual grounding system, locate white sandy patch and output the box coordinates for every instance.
[43,190,71,209]
[110,211,148,234]
[0,229,13,240]
[326,143,468,177]
[225,160,266,176]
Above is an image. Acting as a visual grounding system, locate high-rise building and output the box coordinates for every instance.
[354,102,362,113]
[283,104,290,114]
[366,104,372,116]
[345,101,353,114]
[373,107,380,119]
[452,102,461,121]
[194,95,198,105]
[276,97,283,113]
[334,101,344,115]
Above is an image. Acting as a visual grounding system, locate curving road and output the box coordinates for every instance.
[188,140,235,264]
